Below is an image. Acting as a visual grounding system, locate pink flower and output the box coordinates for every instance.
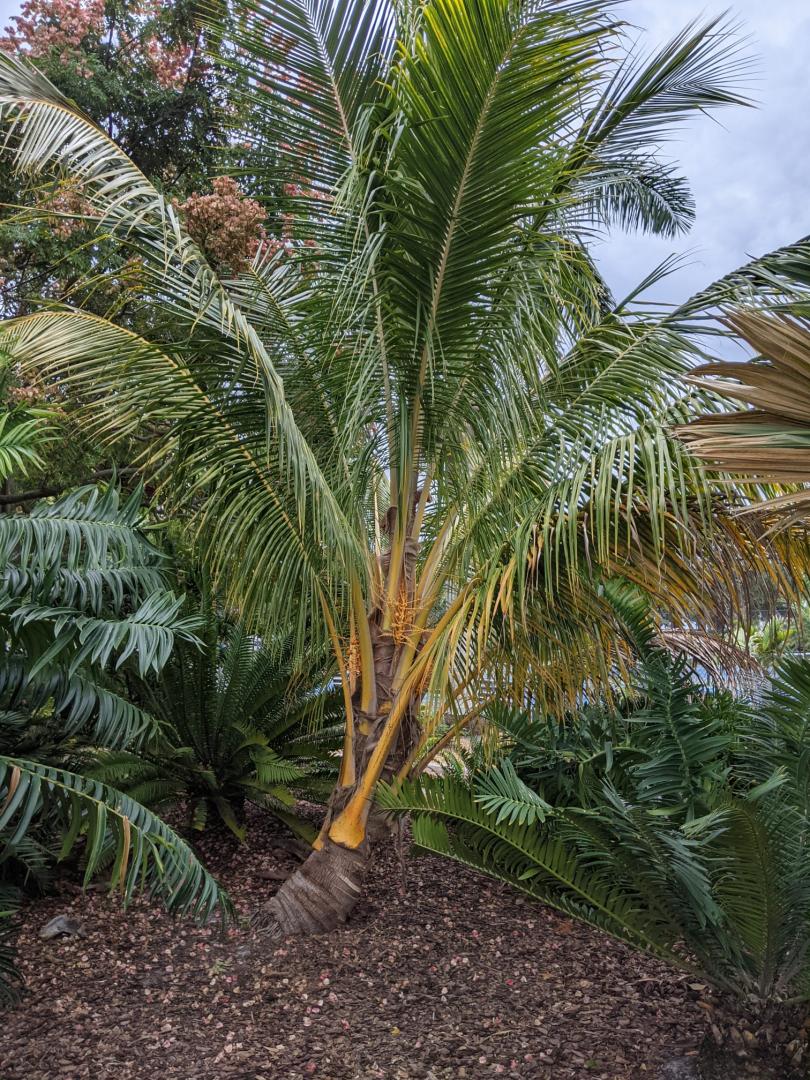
[40,182,94,240]
[142,35,194,90]
[177,177,267,274]
[1,1,197,90]
[0,0,104,73]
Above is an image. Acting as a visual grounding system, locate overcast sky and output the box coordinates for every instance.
[596,1,810,304]
[0,0,807,306]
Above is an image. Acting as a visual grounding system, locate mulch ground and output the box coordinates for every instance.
[1,810,712,1080]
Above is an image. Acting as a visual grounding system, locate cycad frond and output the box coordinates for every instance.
[380,775,685,963]
[0,664,156,749]
[0,484,197,750]
[474,759,551,826]
[0,757,229,919]
[0,483,150,572]
[96,583,339,838]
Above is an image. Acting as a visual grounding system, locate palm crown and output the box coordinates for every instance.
[0,0,806,932]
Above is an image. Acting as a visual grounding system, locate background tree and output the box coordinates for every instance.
[0,0,240,317]
[0,0,269,507]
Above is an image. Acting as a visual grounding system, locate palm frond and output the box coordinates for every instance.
[219,0,395,191]
[678,311,810,522]
[0,51,365,653]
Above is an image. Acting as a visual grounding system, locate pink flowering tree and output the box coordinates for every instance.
[0,0,105,70]
[0,1,254,316]
[1,0,196,95]
[0,1,258,499]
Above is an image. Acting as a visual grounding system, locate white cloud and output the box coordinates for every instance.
[595,0,810,303]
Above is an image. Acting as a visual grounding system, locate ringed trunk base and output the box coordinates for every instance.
[253,838,367,937]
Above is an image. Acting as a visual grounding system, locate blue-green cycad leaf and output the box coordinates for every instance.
[474,759,551,825]
[0,484,151,572]
[0,757,230,921]
[71,591,202,677]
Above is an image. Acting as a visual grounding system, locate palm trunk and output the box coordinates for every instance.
[262,837,368,935]
[256,507,423,936]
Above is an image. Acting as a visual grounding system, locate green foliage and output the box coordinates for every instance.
[473,759,551,827]
[88,590,344,840]
[0,407,49,480]
[381,610,810,1006]
[0,484,200,748]
[0,0,795,704]
[742,605,810,670]
[483,585,741,820]
[0,758,229,919]
[0,481,229,1004]
[0,0,239,318]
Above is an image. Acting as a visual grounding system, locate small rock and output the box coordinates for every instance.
[39,914,86,940]
[658,1059,702,1080]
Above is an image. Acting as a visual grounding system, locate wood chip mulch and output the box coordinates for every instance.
[0,812,711,1080]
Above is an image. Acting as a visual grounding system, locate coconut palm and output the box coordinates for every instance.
[0,1,806,935]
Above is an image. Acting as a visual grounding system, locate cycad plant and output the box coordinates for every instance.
[0,484,202,748]
[381,600,810,1069]
[90,591,344,842]
[0,479,230,1002]
[1,1,809,934]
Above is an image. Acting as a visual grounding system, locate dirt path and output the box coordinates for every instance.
[1,812,707,1079]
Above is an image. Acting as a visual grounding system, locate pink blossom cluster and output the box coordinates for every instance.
[142,34,193,90]
[6,383,40,406]
[177,177,267,274]
[0,0,195,91]
[4,365,49,405]
[41,184,94,240]
[0,0,104,71]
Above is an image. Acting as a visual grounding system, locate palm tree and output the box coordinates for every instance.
[0,1,804,934]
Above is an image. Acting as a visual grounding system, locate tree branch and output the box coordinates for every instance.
[0,468,137,506]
